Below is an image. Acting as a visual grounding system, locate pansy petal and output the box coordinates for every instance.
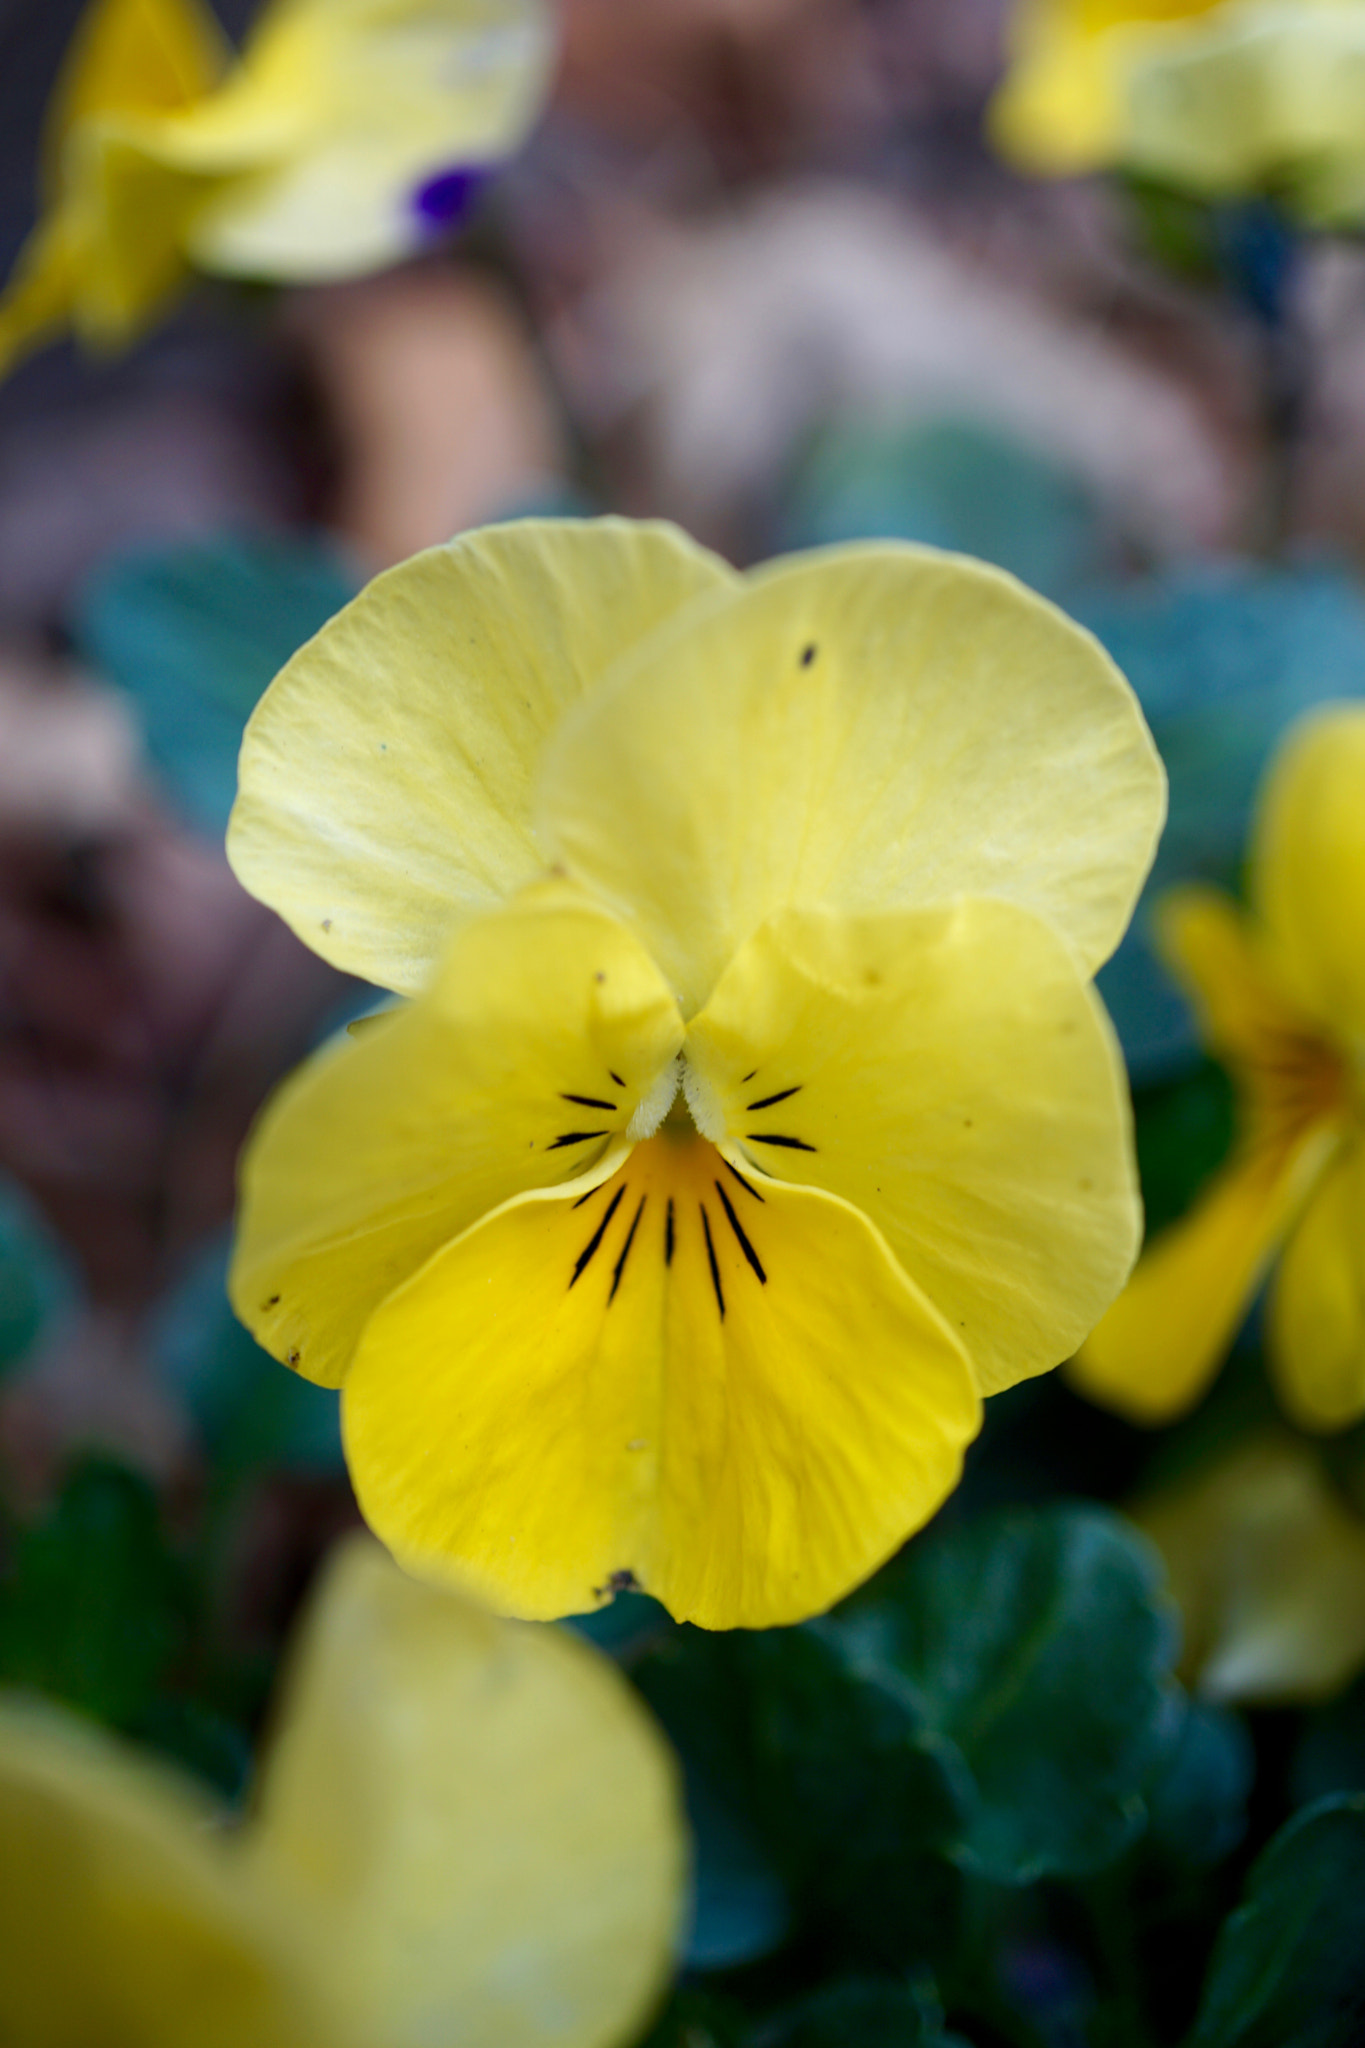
[1250,703,1365,1039]
[1073,1128,1337,1424]
[176,0,556,279]
[1136,1433,1365,1704]
[537,543,1164,1017]
[0,211,81,381]
[685,898,1139,1398]
[1154,883,1317,1070]
[44,0,227,165]
[0,1700,333,2048]
[343,1137,980,1629]
[230,883,684,1389]
[247,1536,684,2048]
[1269,1143,1365,1431]
[229,518,737,993]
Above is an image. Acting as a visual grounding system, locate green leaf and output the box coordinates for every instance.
[0,1179,72,1377]
[868,1507,1180,1883]
[0,1460,188,1727]
[70,530,357,837]
[1132,1059,1238,1243]
[1187,1796,1365,2048]
[1143,1698,1252,1870]
[756,1977,970,2047]
[636,1990,750,2048]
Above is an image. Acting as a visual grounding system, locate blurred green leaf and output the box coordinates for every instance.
[780,416,1105,601]
[637,1990,750,2048]
[1080,566,1365,1081]
[685,1771,791,1971]
[1291,1674,1365,1810]
[755,1977,970,2047]
[0,1460,188,1727]
[1132,1058,1237,1242]
[0,1179,73,1378]
[70,530,358,837]
[1187,1796,1365,2048]
[1143,1699,1252,1869]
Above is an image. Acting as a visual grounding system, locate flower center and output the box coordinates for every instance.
[567,1132,770,1320]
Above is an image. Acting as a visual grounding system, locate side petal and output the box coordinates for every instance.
[230,883,684,1389]
[1250,702,1365,1039]
[0,1700,332,2048]
[177,0,556,280]
[245,1536,685,2048]
[1154,883,1317,1070]
[1136,1433,1365,1704]
[537,543,1165,1018]
[685,899,1141,1399]
[44,0,228,164]
[342,1135,980,1629]
[0,211,81,382]
[1269,1143,1365,1431]
[1073,1127,1338,1425]
[228,517,737,993]
[988,3,1128,174]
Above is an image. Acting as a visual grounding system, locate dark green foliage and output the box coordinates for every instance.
[1187,1798,1365,2048]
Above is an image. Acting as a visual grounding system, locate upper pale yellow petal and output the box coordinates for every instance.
[1136,1432,1365,1702]
[160,0,556,279]
[1072,1125,1337,1423]
[537,543,1165,1019]
[246,1537,685,2048]
[685,898,1140,1399]
[0,1699,334,2048]
[1250,702,1365,1040]
[230,883,684,1389]
[1269,1139,1365,1430]
[1153,884,1316,1074]
[343,1133,980,1629]
[229,518,737,994]
[44,0,228,169]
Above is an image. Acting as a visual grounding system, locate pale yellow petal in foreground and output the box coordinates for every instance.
[685,899,1139,1399]
[1269,1141,1365,1430]
[231,884,683,1389]
[344,1134,979,1629]
[247,1537,685,2048]
[539,544,1164,1018]
[1073,1126,1338,1423]
[1136,1433,1365,1703]
[1251,703,1365,1039]
[0,1701,333,2048]
[229,518,736,993]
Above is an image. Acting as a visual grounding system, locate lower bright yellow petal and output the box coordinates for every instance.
[342,1131,980,1630]
[1073,1126,1338,1425]
[685,899,1140,1399]
[0,1701,331,2048]
[1269,1141,1365,1431]
[246,1537,685,2048]
[230,883,684,1390]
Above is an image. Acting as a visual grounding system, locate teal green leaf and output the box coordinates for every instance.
[0,1178,73,1377]
[70,530,357,837]
[1144,1697,1252,1869]
[756,1977,970,2047]
[1187,1796,1365,2048]
[859,1506,1181,1883]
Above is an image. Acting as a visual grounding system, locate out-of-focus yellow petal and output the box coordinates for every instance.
[1136,1433,1365,1702]
[1269,1141,1365,1430]
[1072,1125,1338,1423]
[1124,3,1365,210]
[1250,703,1365,1040]
[0,1699,334,2048]
[170,0,556,280]
[64,130,202,349]
[247,1536,684,2048]
[343,1135,979,1629]
[1154,883,1310,1069]
[230,883,684,1390]
[229,518,736,994]
[43,0,227,173]
[0,212,81,383]
[988,0,1228,174]
[537,543,1164,1019]
[684,898,1139,1399]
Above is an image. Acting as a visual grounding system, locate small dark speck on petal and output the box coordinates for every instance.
[1080,1177,1094,1190]
[963,1117,973,1128]
[800,643,817,667]
[264,1295,280,1308]
[286,1348,301,1366]
[321,919,332,932]
[379,743,388,753]
[595,971,606,984]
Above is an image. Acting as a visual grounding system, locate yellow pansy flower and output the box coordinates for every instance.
[0,1534,683,2048]
[0,0,554,380]
[1077,702,1365,1430]
[992,0,1365,222]
[226,517,1164,1630]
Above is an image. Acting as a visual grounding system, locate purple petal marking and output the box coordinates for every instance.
[411,165,489,232]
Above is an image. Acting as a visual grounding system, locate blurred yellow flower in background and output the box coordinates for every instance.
[1077,703,1365,1430]
[226,516,1163,1630]
[0,0,554,380]
[0,1535,683,2048]
[1136,1433,1365,1703]
[992,0,1365,222]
